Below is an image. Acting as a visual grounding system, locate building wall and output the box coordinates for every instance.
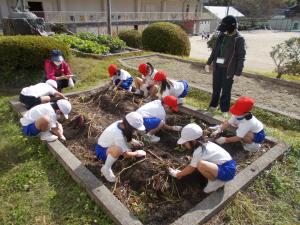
[112,0,135,12]
[62,0,102,11]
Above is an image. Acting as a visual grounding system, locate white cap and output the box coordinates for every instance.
[125,112,145,131]
[46,79,57,89]
[57,99,71,119]
[177,123,203,145]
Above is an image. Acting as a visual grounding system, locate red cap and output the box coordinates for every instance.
[153,71,167,81]
[230,96,255,116]
[108,64,117,77]
[163,95,178,112]
[138,63,148,76]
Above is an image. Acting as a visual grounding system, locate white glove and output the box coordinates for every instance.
[205,65,210,73]
[209,125,220,131]
[168,168,181,178]
[60,135,66,141]
[172,126,183,132]
[215,137,227,145]
[211,129,222,138]
[136,150,146,157]
[131,139,144,148]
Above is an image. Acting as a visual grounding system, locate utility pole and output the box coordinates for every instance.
[226,0,230,16]
[107,0,112,35]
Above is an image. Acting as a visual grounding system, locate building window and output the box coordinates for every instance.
[186,4,190,13]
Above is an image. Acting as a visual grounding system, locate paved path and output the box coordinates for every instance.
[189,30,299,73]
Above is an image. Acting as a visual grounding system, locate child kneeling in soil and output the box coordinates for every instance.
[108,64,133,92]
[211,96,265,152]
[136,95,182,143]
[134,63,158,102]
[96,112,147,182]
[153,71,189,104]
[19,80,67,109]
[20,99,71,142]
[168,123,236,193]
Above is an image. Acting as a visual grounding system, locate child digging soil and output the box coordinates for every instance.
[211,96,266,153]
[134,63,158,102]
[95,112,147,182]
[136,95,183,143]
[108,64,134,92]
[169,123,236,193]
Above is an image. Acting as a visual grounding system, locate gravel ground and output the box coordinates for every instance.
[122,55,300,120]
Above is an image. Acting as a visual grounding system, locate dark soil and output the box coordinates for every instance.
[61,89,274,225]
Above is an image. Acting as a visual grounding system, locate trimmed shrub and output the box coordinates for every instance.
[118,30,142,49]
[0,35,71,87]
[142,22,190,56]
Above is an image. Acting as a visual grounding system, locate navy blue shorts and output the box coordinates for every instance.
[95,144,108,161]
[143,117,161,132]
[114,77,133,90]
[22,122,40,136]
[19,94,41,109]
[178,80,189,98]
[254,129,265,143]
[217,160,236,181]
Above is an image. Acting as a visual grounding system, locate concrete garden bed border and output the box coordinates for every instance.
[118,53,300,122]
[10,83,291,225]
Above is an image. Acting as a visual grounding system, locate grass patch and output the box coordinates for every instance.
[0,53,299,225]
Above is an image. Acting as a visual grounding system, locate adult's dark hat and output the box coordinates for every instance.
[218,15,237,33]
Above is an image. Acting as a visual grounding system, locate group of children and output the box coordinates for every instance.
[18,52,266,194]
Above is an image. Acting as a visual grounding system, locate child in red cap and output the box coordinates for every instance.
[136,95,182,143]
[210,96,265,152]
[108,64,133,91]
[153,71,189,104]
[134,63,158,101]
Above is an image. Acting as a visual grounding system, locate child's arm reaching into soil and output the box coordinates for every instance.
[114,80,123,90]
[123,150,146,158]
[163,123,183,132]
[169,165,195,179]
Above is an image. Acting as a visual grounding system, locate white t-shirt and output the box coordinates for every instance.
[162,80,184,98]
[113,69,131,82]
[21,83,57,98]
[190,141,232,167]
[228,115,264,138]
[97,120,131,153]
[20,103,57,128]
[136,100,166,121]
[143,69,157,86]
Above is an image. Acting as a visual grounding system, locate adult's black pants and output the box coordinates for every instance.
[209,66,234,112]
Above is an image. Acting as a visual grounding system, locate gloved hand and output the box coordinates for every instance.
[172,126,183,132]
[205,65,210,73]
[215,137,227,145]
[209,125,220,131]
[131,139,144,148]
[60,135,66,141]
[168,168,181,178]
[136,150,146,157]
[211,129,222,138]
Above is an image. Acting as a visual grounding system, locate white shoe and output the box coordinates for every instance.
[101,166,116,182]
[145,134,160,143]
[243,143,261,153]
[40,131,58,142]
[204,180,225,193]
[134,89,142,95]
[208,106,218,112]
[178,98,184,105]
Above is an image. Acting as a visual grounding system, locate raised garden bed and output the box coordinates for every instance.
[10,84,290,225]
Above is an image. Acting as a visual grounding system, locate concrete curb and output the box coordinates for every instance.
[118,54,300,122]
[9,87,291,225]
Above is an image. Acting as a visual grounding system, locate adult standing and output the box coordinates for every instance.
[205,15,246,118]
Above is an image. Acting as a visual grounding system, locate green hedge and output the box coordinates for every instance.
[0,35,71,88]
[142,22,190,56]
[118,30,142,49]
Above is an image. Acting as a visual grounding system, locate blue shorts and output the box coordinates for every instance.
[217,160,236,181]
[178,80,189,98]
[22,122,40,136]
[254,129,265,143]
[114,77,133,90]
[143,117,161,132]
[95,144,108,161]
